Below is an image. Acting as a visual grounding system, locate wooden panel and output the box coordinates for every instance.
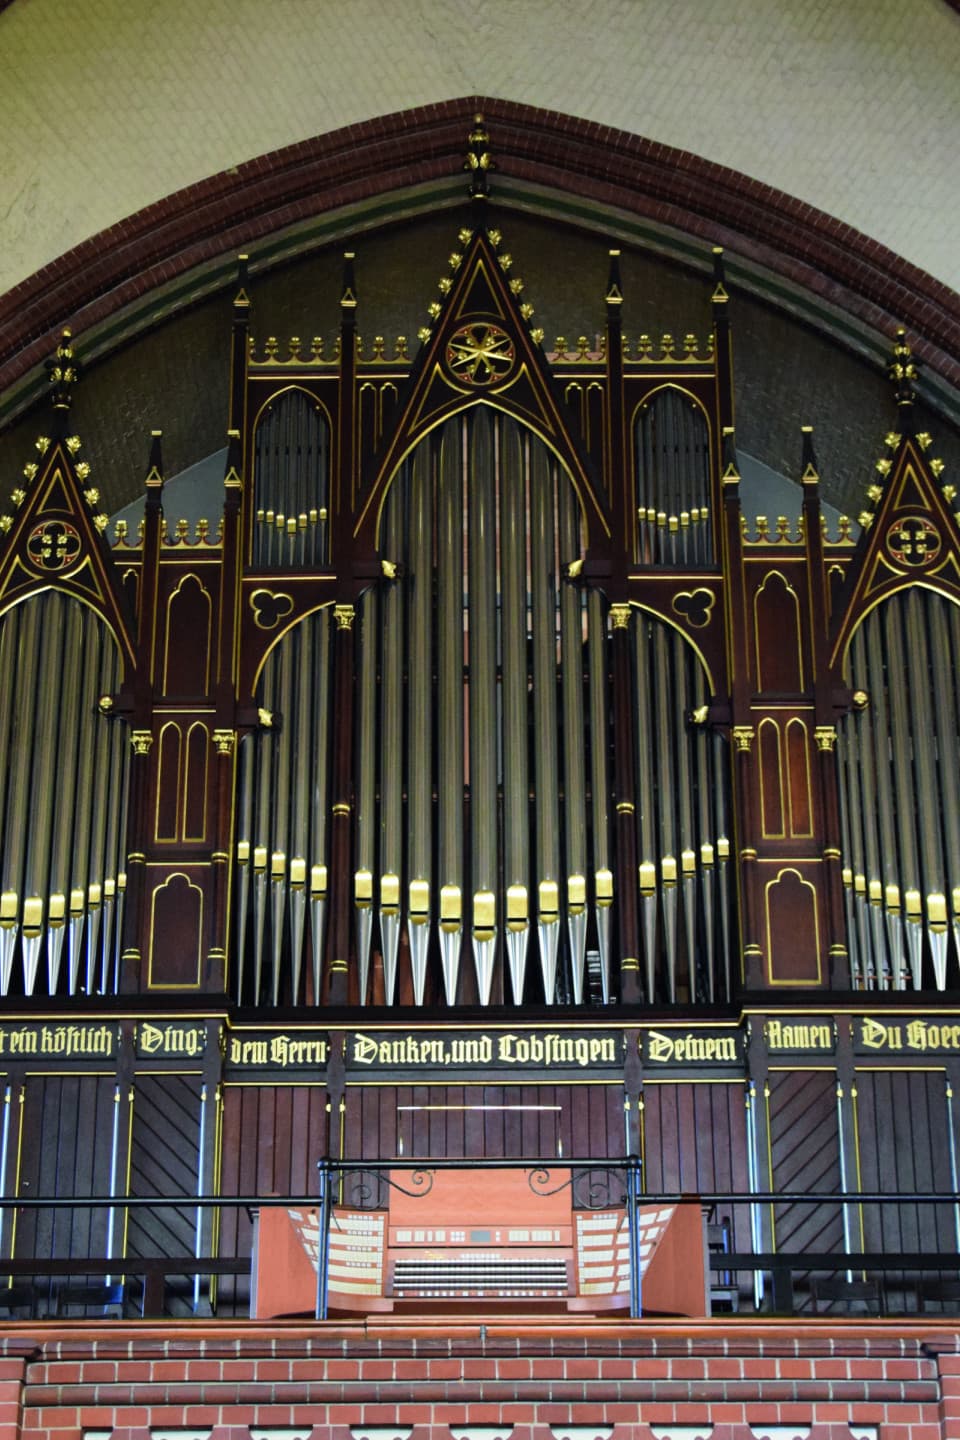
[754,570,803,692]
[855,1069,955,1255]
[127,1074,200,1256]
[767,1068,842,1257]
[217,1083,329,1282]
[14,1074,116,1261]
[162,574,212,696]
[340,1081,624,1209]
[641,1080,750,1250]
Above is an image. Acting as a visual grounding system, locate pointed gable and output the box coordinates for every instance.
[353,221,610,552]
[830,332,960,669]
[0,331,136,668]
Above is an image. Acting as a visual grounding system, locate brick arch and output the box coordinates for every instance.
[1,96,958,407]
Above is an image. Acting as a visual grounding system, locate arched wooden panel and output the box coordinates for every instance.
[155,723,182,843]
[148,873,203,987]
[758,718,785,839]
[163,574,211,696]
[786,718,813,838]
[765,868,821,984]
[182,722,209,843]
[754,570,803,692]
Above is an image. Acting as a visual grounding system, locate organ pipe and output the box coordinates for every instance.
[234,736,253,1002]
[437,424,464,1004]
[633,614,658,1001]
[500,420,530,1003]
[530,437,560,1002]
[380,473,405,1002]
[559,468,587,1003]
[864,619,903,987]
[469,409,499,1004]
[588,589,613,1003]
[407,444,433,1003]
[355,590,378,1004]
[654,623,679,1001]
[931,599,960,965]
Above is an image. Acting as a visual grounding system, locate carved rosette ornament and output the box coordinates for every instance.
[26,519,82,572]
[445,323,515,386]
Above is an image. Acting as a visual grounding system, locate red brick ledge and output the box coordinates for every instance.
[1,99,958,412]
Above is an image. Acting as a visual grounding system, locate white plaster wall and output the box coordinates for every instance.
[1,0,958,298]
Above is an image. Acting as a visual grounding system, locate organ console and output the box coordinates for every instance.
[252,1169,709,1318]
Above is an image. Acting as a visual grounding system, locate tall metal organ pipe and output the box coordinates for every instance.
[355,590,378,1003]
[437,425,464,1003]
[559,470,588,1002]
[379,480,405,1002]
[407,444,433,1003]
[500,419,531,1002]
[468,408,499,1004]
[530,437,561,1002]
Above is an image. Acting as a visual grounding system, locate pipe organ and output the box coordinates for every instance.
[0,118,959,1321]
[0,136,958,1009]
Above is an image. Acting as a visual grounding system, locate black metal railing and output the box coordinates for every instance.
[0,1157,957,1321]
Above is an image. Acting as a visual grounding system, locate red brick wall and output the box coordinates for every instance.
[2,1320,958,1440]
